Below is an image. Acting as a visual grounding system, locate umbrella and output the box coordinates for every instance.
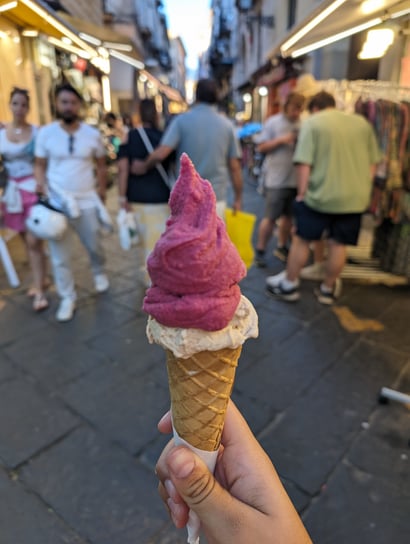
[238,122,262,139]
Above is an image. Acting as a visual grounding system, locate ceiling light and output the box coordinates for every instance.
[108,49,144,70]
[281,0,348,53]
[19,0,97,57]
[22,29,39,37]
[390,8,410,19]
[361,0,384,15]
[358,27,395,59]
[0,1,18,13]
[79,32,101,47]
[289,17,383,58]
[47,36,91,59]
[103,41,132,52]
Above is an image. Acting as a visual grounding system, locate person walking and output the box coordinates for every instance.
[117,98,173,285]
[0,87,49,311]
[254,92,305,267]
[266,91,381,304]
[35,83,110,322]
[131,78,243,217]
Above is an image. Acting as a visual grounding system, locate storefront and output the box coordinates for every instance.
[0,0,108,124]
[268,0,410,80]
[263,0,410,280]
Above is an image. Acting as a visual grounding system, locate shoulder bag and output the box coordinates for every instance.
[136,127,173,189]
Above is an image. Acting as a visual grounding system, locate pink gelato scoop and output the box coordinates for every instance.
[143,153,246,331]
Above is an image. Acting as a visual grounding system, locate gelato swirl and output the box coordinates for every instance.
[143,153,246,331]
[146,295,258,358]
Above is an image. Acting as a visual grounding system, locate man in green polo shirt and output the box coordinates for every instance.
[266,91,381,304]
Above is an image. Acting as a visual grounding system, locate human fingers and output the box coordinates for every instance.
[157,410,172,433]
[165,445,271,543]
[156,438,190,528]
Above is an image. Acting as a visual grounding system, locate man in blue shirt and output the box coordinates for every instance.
[130,79,243,217]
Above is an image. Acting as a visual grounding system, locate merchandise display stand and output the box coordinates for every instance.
[0,186,20,288]
[379,387,410,405]
[0,230,20,288]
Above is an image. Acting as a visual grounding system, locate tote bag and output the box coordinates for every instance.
[224,208,256,269]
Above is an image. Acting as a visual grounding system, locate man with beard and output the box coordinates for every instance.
[34,84,109,322]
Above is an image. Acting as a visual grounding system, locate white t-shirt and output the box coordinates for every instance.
[35,121,105,209]
[258,113,299,189]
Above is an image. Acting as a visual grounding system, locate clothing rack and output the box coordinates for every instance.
[320,79,410,110]
[0,188,20,288]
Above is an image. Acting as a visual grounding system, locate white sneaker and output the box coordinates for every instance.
[56,298,76,322]
[266,270,287,288]
[94,273,109,293]
[315,278,342,305]
[300,262,326,280]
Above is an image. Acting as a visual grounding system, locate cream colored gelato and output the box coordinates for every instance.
[146,295,258,359]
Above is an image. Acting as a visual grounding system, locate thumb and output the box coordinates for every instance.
[166,446,248,540]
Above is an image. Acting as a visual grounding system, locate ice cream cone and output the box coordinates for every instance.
[166,346,242,451]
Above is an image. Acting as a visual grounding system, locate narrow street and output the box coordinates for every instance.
[0,178,409,544]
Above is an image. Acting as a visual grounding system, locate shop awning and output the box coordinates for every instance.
[268,0,410,59]
[0,0,98,57]
[58,12,144,67]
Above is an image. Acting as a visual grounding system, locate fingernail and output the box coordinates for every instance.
[169,447,195,479]
[158,411,170,426]
[164,478,177,499]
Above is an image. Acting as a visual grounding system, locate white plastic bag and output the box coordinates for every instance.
[116,209,139,251]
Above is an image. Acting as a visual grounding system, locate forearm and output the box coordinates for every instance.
[295,164,311,199]
[34,159,47,192]
[257,136,286,154]
[229,158,243,208]
[117,158,129,203]
[145,145,172,170]
[96,161,108,193]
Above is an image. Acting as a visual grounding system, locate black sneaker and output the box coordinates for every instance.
[274,246,289,262]
[315,279,342,305]
[266,280,300,302]
[254,253,267,268]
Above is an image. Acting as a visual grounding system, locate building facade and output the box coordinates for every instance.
[103,0,185,117]
[209,0,410,121]
[0,0,185,126]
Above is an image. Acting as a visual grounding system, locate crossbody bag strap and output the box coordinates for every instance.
[136,127,171,189]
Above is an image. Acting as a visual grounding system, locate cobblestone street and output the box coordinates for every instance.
[0,182,409,544]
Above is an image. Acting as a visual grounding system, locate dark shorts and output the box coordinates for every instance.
[293,200,362,246]
[264,187,297,221]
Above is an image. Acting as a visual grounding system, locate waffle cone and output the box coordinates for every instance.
[166,346,242,451]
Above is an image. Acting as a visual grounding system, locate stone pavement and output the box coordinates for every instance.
[0,180,409,544]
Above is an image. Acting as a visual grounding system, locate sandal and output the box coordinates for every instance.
[33,293,49,312]
[27,278,52,298]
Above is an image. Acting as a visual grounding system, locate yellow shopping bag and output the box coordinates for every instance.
[225,208,256,269]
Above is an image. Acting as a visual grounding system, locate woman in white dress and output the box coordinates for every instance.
[0,88,49,311]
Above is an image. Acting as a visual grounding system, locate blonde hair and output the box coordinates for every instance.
[284,92,305,111]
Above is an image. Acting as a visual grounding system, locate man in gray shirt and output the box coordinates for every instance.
[130,79,243,216]
[254,93,305,267]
